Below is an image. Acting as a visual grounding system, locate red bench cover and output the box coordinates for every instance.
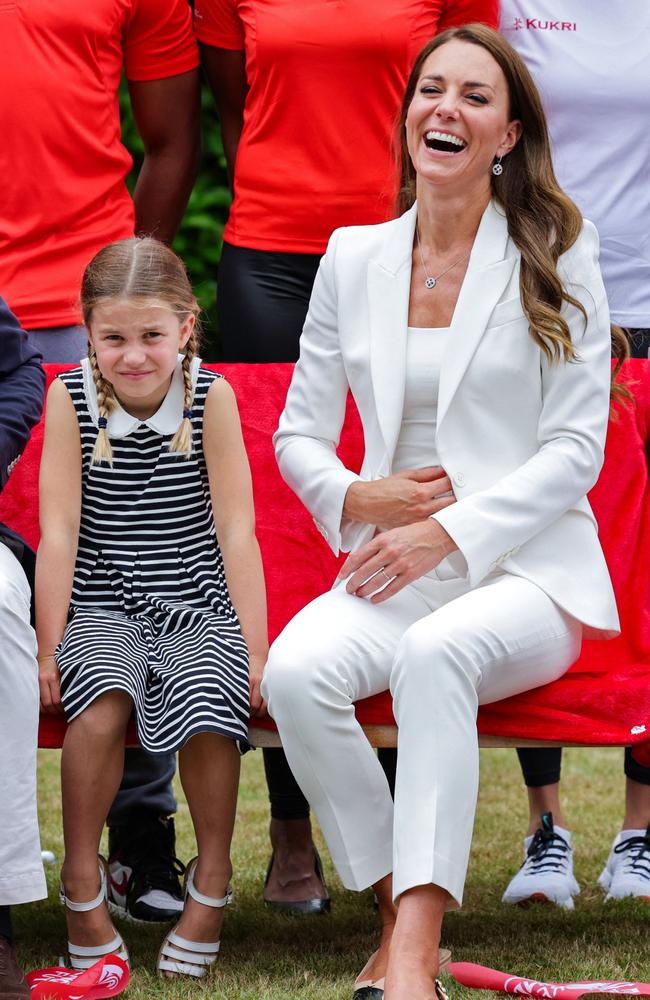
[3,362,650,757]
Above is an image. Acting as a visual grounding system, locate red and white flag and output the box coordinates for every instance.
[27,955,129,1000]
[449,962,650,998]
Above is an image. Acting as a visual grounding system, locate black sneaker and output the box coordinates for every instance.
[107,813,185,923]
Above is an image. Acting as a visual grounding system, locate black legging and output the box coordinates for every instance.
[218,241,398,817]
[518,329,650,792]
[0,906,12,943]
[218,243,322,362]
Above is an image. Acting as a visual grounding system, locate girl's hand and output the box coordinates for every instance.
[38,654,64,714]
[343,467,455,530]
[339,519,457,603]
[249,653,268,717]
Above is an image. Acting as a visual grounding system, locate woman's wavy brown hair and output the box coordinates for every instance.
[395,24,630,403]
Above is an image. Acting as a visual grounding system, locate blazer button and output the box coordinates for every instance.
[453,472,466,487]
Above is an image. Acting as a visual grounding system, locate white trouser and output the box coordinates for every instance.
[263,566,581,907]
[0,543,46,905]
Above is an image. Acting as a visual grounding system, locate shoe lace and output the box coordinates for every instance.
[613,828,650,880]
[120,820,186,894]
[525,817,571,875]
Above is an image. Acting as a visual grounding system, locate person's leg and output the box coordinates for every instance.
[385,574,581,999]
[26,324,88,363]
[105,750,183,923]
[217,243,321,362]
[516,748,565,832]
[262,748,330,910]
[61,691,133,950]
[0,545,46,909]
[172,734,240,947]
[502,747,578,908]
[218,241,339,907]
[598,749,650,900]
[264,580,434,983]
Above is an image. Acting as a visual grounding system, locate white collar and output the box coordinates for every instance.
[81,355,201,438]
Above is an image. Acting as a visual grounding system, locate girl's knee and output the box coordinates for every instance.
[69,690,133,741]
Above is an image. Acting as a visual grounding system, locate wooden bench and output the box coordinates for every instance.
[3,362,650,759]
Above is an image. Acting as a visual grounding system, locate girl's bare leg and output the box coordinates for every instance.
[61,691,133,947]
[384,884,447,1000]
[173,733,240,947]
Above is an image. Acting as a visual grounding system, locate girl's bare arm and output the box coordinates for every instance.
[203,378,268,715]
[35,379,82,710]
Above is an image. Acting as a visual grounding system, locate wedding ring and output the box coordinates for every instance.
[380,567,393,584]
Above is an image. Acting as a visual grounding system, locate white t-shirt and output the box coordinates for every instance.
[500,1,650,327]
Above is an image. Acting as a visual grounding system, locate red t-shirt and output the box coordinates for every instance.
[0,0,198,330]
[195,0,498,254]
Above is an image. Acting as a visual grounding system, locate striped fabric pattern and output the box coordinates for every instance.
[56,367,250,753]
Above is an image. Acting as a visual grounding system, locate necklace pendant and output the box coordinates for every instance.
[425,276,436,289]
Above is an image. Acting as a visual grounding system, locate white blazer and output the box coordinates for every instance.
[274,200,620,638]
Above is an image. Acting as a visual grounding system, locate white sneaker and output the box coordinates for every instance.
[598,826,650,901]
[502,812,580,910]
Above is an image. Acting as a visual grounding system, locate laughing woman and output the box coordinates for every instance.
[262,24,620,1000]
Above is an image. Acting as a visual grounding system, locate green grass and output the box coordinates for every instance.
[18,747,650,997]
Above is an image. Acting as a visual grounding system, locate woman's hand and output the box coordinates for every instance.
[343,467,455,530]
[338,519,457,603]
[249,652,268,717]
[38,654,64,714]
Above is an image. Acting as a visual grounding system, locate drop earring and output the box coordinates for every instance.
[492,156,504,176]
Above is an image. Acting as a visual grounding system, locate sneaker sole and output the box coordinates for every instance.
[108,898,180,926]
[516,893,553,907]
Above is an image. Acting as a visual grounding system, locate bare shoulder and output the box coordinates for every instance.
[46,377,79,425]
[203,378,243,447]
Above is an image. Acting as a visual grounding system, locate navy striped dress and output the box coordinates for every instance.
[56,359,250,754]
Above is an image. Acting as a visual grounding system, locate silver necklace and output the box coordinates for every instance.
[416,228,469,289]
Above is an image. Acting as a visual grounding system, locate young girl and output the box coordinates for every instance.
[36,238,268,979]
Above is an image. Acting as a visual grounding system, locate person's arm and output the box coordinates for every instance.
[0,297,45,489]
[35,379,82,712]
[274,231,455,555]
[129,69,202,243]
[342,221,613,601]
[437,0,499,31]
[200,46,247,187]
[203,377,268,715]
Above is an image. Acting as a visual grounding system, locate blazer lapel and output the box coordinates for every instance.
[437,200,517,430]
[368,203,417,462]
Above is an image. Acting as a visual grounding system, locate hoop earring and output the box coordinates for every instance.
[492,156,504,176]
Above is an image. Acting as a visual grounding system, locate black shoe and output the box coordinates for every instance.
[263,849,331,914]
[107,812,185,924]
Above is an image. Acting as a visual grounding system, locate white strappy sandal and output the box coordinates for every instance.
[157,858,232,980]
[59,860,129,971]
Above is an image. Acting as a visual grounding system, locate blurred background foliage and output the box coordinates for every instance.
[120,80,231,360]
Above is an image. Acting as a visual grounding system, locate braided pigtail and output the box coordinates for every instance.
[169,327,198,459]
[89,349,118,466]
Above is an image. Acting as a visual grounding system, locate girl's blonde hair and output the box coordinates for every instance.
[81,238,201,466]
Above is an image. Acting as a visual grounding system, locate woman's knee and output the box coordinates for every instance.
[391,616,479,697]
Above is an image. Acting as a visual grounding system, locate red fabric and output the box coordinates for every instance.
[194,0,498,253]
[448,962,650,997]
[27,955,129,1000]
[3,361,648,752]
[0,0,198,330]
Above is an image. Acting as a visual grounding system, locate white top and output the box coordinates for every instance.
[392,326,448,472]
[500,0,650,327]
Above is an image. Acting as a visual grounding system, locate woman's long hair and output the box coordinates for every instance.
[395,24,630,404]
